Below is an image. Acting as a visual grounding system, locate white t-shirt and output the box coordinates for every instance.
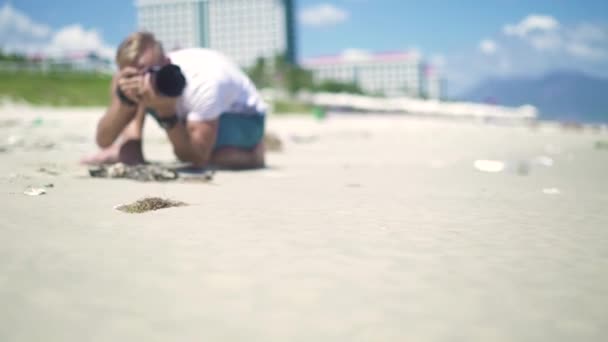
[168,48,267,122]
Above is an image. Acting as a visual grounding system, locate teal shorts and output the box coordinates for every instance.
[214,113,265,151]
[147,110,264,150]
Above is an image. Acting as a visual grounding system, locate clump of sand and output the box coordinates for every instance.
[114,197,187,214]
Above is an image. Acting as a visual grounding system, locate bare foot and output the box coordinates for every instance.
[80,145,120,165]
[80,139,145,166]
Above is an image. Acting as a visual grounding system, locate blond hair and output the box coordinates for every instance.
[115,31,164,68]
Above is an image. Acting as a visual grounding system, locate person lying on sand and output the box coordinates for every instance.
[82,31,266,169]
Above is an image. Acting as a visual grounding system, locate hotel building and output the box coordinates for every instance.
[135,0,296,67]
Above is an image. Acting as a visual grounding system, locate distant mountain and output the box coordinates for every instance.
[461,70,608,123]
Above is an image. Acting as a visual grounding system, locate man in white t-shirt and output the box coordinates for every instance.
[82,32,266,169]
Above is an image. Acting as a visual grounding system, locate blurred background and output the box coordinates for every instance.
[0,0,606,122]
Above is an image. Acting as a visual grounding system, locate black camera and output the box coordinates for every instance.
[147,64,187,97]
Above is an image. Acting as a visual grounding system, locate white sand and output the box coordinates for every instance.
[1,105,607,341]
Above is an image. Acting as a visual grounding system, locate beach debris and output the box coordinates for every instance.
[31,117,44,127]
[114,197,187,213]
[594,141,608,150]
[89,163,215,183]
[24,187,46,196]
[312,107,326,120]
[44,183,54,188]
[263,132,283,152]
[474,159,505,173]
[89,163,178,182]
[542,188,561,195]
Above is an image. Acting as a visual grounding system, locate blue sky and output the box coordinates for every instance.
[2,0,608,94]
[299,0,608,56]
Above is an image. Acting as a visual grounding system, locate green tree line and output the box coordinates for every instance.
[246,54,364,95]
[0,50,27,62]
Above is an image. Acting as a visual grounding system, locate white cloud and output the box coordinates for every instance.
[479,39,498,55]
[502,14,563,52]
[569,23,607,42]
[48,25,115,59]
[0,3,114,59]
[502,14,566,51]
[0,3,50,39]
[500,14,607,57]
[299,4,349,27]
[565,42,606,60]
[527,33,561,51]
[446,16,608,96]
[563,23,608,60]
[503,15,559,37]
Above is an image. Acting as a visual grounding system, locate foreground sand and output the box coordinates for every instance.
[1,105,607,341]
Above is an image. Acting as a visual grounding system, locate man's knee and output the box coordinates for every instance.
[210,146,264,170]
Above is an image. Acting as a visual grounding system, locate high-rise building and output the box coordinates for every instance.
[302,50,422,97]
[420,63,444,100]
[135,0,296,68]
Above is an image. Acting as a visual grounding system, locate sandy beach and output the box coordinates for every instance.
[1,104,607,341]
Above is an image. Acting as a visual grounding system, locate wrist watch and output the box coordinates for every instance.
[156,115,179,130]
[116,87,137,107]
[147,108,179,130]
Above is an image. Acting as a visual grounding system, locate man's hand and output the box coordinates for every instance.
[96,70,142,148]
[116,67,143,104]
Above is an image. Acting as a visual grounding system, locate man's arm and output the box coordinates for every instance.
[138,71,219,167]
[165,119,218,167]
[95,69,141,148]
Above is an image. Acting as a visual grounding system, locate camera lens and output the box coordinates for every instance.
[155,64,186,97]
